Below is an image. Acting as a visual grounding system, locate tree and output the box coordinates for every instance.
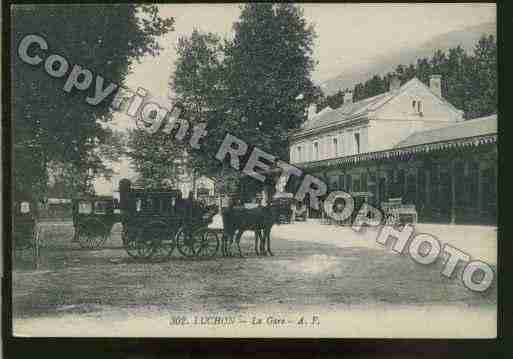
[323,89,344,110]
[12,5,174,199]
[171,30,228,179]
[223,4,316,157]
[465,35,497,119]
[127,127,184,189]
[167,4,316,199]
[344,36,496,120]
[445,45,469,112]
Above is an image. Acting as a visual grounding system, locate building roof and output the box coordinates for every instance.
[395,114,497,148]
[297,114,497,171]
[293,77,462,135]
[300,91,393,131]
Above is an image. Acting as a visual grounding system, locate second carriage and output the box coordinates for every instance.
[118,179,219,261]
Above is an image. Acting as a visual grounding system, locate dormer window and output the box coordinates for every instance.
[417,101,423,115]
[412,100,423,115]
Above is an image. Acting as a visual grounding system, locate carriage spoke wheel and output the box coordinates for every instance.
[139,222,175,261]
[77,219,109,249]
[136,239,155,259]
[176,227,196,257]
[192,228,219,258]
[123,228,140,259]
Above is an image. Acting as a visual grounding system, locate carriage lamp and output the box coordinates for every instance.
[20,201,31,214]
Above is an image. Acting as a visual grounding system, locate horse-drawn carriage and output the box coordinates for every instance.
[72,195,121,249]
[118,179,219,261]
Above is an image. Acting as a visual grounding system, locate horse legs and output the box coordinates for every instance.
[259,229,266,256]
[265,228,273,256]
[235,230,244,257]
[254,230,260,256]
[222,231,233,257]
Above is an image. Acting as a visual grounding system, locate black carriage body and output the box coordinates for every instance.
[118,178,220,259]
[72,196,120,248]
[121,189,183,238]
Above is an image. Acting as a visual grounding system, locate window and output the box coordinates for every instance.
[313,142,319,160]
[361,172,368,192]
[345,174,352,192]
[417,101,423,114]
[339,175,345,191]
[353,179,361,192]
[333,138,338,157]
[297,146,302,162]
[412,100,416,109]
[329,176,339,191]
[354,133,361,154]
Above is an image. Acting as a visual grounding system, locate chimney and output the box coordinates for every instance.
[389,75,401,91]
[307,103,317,120]
[344,91,353,105]
[430,74,442,98]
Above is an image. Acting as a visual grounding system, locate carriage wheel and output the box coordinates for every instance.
[135,238,155,259]
[176,227,196,257]
[192,228,219,258]
[140,221,176,261]
[123,227,140,258]
[77,219,109,249]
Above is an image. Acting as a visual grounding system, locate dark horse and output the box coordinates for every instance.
[221,203,286,257]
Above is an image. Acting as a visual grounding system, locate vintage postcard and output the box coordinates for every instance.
[10,3,497,338]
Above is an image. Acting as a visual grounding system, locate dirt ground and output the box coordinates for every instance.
[12,221,497,337]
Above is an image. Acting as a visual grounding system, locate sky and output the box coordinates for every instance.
[96,3,496,194]
[123,3,495,100]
